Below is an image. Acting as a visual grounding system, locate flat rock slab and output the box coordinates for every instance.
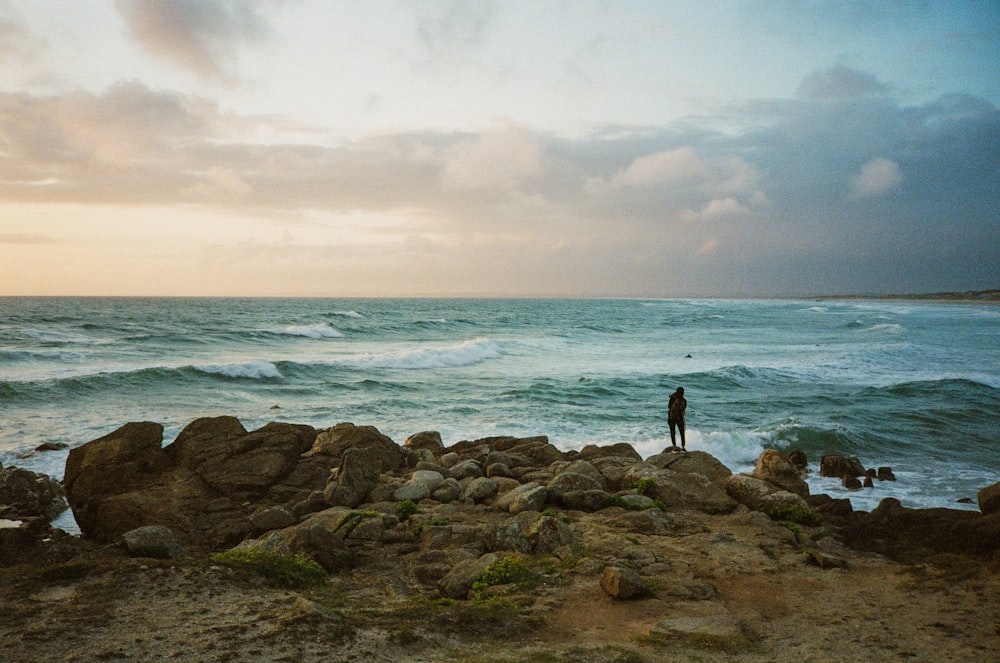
[650,614,744,639]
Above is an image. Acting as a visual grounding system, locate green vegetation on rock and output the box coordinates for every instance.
[210,548,325,588]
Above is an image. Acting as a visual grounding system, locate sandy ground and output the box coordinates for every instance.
[2,507,999,663]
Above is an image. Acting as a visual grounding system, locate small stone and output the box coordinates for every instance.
[599,565,649,599]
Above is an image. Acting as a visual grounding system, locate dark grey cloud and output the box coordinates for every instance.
[797,64,888,100]
[115,0,271,81]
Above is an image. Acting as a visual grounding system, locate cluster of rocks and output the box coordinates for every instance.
[4,417,1000,599]
[817,453,896,489]
[0,461,68,523]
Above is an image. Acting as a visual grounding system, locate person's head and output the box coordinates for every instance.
[676,387,684,395]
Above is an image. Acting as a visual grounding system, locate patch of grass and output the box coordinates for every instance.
[395,499,418,521]
[382,595,544,642]
[634,478,657,498]
[901,553,1000,590]
[605,494,668,512]
[757,503,822,526]
[210,548,326,588]
[776,521,803,542]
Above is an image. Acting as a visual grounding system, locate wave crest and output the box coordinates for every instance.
[346,338,503,370]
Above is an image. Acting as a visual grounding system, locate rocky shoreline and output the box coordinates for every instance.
[2,418,999,662]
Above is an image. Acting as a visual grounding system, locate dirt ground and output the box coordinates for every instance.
[2,507,999,663]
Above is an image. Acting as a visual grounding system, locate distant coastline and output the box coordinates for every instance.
[816,288,1000,303]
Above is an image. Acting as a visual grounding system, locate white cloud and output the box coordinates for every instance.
[610,147,705,189]
[850,157,903,198]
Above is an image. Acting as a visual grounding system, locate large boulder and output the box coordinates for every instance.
[725,474,780,510]
[0,466,68,521]
[624,465,736,514]
[64,422,170,505]
[752,449,809,497]
[648,450,733,488]
[325,446,388,508]
[62,418,415,550]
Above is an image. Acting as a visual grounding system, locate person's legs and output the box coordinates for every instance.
[679,421,686,449]
[669,420,677,446]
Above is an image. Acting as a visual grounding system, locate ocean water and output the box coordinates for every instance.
[2,297,998,528]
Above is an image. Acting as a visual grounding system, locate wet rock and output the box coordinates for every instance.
[820,454,866,479]
[877,467,897,482]
[842,476,863,491]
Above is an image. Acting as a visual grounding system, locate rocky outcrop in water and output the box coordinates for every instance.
[0,464,67,522]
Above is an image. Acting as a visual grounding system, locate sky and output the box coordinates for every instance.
[0,1,997,297]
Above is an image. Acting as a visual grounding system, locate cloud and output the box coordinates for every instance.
[609,147,705,188]
[115,0,271,81]
[1,68,997,296]
[797,64,888,100]
[441,124,541,192]
[0,3,43,64]
[0,232,54,245]
[850,157,903,198]
[414,0,497,65]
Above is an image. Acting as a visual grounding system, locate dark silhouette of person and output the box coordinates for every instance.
[668,386,687,450]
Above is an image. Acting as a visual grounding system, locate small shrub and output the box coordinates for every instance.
[210,548,325,588]
[424,517,448,526]
[395,500,418,521]
[471,555,534,600]
[776,521,803,542]
[634,478,657,498]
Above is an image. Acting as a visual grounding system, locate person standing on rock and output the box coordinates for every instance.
[668,386,687,451]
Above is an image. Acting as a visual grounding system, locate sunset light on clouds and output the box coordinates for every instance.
[1,1,997,297]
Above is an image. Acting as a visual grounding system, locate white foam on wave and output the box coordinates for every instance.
[860,323,903,334]
[194,361,283,379]
[333,311,364,319]
[273,324,344,339]
[346,338,503,370]
[635,429,768,472]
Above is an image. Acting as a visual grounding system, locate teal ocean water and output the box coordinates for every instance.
[2,297,998,522]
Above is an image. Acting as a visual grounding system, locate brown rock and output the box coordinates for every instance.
[877,467,897,481]
[0,466,67,521]
[600,565,649,599]
[978,481,1000,515]
[752,449,809,497]
[787,449,808,471]
[405,431,444,454]
[842,476,863,490]
[820,454,866,479]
